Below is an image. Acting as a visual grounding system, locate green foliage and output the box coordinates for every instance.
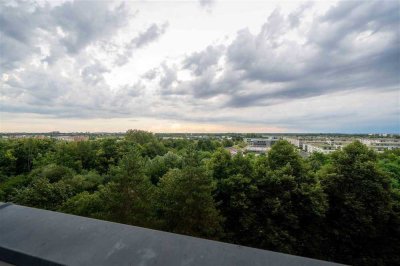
[0,174,32,201]
[231,152,253,177]
[208,148,232,180]
[125,129,167,158]
[64,171,104,193]
[268,140,305,178]
[140,140,167,158]
[12,178,74,210]
[378,149,400,189]
[222,138,234,147]
[0,134,398,265]
[0,141,17,176]
[145,151,182,184]
[307,152,329,171]
[30,164,74,183]
[196,139,220,152]
[320,141,400,265]
[217,173,258,243]
[162,138,192,151]
[75,141,97,169]
[60,191,104,218]
[156,165,223,238]
[94,138,119,174]
[100,150,155,226]
[249,143,327,256]
[125,129,157,144]
[53,142,83,172]
[0,138,55,175]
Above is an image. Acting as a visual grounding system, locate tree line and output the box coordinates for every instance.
[0,130,399,265]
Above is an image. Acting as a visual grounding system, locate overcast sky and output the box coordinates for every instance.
[1,0,399,133]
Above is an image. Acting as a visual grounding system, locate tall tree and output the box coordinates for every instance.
[249,141,327,256]
[101,150,155,227]
[208,148,232,180]
[156,148,223,238]
[94,138,119,174]
[320,141,400,265]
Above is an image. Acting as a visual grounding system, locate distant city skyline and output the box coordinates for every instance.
[1,0,399,133]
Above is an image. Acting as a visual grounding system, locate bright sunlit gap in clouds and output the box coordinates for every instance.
[1,0,399,133]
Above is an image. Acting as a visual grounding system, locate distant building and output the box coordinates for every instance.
[54,136,74,142]
[13,135,28,139]
[73,135,89,142]
[244,137,280,153]
[302,143,338,154]
[161,136,184,140]
[283,135,400,154]
[54,135,89,142]
[283,137,304,148]
[360,138,400,152]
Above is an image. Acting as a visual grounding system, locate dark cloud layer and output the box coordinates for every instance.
[162,0,399,109]
[183,45,224,76]
[116,22,169,65]
[0,1,49,70]
[0,0,166,119]
[52,1,128,54]
[0,0,129,70]
[1,0,399,132]
[134,22,169,48]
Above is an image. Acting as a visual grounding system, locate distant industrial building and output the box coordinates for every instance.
[244,137,280,153]
[302,143,339,154]
[283,137,304,148]
[54,135,89,142]
[360,138,400,152]
[284,136,399,154]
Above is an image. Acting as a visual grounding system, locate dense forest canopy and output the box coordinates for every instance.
[0,130,399,265]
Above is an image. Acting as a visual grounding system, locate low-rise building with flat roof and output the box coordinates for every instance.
[244,137,280,153]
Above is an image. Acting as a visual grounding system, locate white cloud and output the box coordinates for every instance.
[1,0,399,133]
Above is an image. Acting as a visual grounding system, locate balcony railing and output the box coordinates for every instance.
[0,203,342,266]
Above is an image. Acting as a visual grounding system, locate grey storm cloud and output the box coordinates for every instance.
[1,0,399,132]
[133,22,169,48]
[1,66,146,119]
[110,82,146,109]
[81,62,110,85]
[115,22,169,65]
[309,0,399,52]
[142,68,159,80]
[159,63,179,94]
[288,2,313,28]
[51,1,129,54]
[183,45,225,76]
[119,82,145,98]
[165,0,400,108]
[0,0,167,119]
[0,1,50,70]
[0,0,130,70]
